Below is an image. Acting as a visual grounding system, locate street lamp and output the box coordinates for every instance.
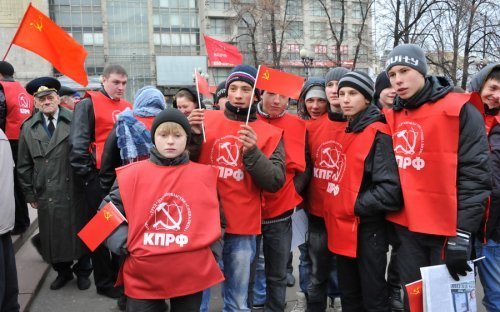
[300,48,315,78]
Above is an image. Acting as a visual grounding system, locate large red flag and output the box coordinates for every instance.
[78,201,126,252]
[10,4,88,86]
[255,65,304,100]
[405,280,423,312]
[195,71,211,98]
[203,34,243,67]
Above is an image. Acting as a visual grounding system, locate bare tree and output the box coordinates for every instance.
[352,0,375,69]
[317,0,347,65]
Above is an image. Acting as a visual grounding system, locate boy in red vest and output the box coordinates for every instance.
[189,64,285,311]
[69,65,132,300]
[326,71,403,311]
[0,61,33,235]
[385,44,491,310]
[468,63,500,311]
[102,108,223,311]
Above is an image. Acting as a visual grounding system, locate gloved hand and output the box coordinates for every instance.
[444,229,472,281]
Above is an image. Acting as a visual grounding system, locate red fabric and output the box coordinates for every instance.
[255,66,304,100]
[386,92,470,236]
[11,4,88,86]
[197,110,283,234]
[0,81,33,139]
[325,122,389,258]
[116,160,223,299]
[195,72,211,98]
[135,116,154,131]
[405,280,424,312]
[258,113,306,219]
[305,114,347,218]
[203,34,243,67]
[87,91,131,169]
[78,201,126,252]
[485,115,500,135]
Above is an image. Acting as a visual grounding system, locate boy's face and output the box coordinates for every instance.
[379,87,397,108]
[262,91,289,117]
[480,78,500,109]
[154,126,187,159]
[227,81,254,108]
[338,86,370,118]
[305,97,328,120]
[388,65,425,100]
[325,80,341,112]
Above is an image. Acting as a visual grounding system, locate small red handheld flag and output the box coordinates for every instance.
[405,280,423,312]
[195,71,211,98]
[203,34,243,67]
[78,201,126,251]
[255,65,304,100]
[10,4,88,86]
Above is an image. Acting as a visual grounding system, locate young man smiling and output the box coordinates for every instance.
[189,65,285,312]
[384,44,491,309]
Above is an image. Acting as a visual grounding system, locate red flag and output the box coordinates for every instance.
[11,4,88,86]
[195,71,211,98]
[405,280,423,312]
[255,65,305,100]
[78,201,126,252]
[203,34,243,67]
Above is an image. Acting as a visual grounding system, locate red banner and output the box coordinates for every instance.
[78,201,127,251]
[11,4,88,86]
[405,280,424,312]
[203,34,243,67]
[255,65,304,100]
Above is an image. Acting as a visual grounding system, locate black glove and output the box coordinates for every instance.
[444,229,472,281]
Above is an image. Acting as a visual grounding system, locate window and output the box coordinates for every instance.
[288,44,301,60]
[210,0,230,10]
[332,45,348,55]
[82,32,103,45]
[208,18,231,36]
[314,45,328,60]
[311,1,327,16]
[286,0,303,16]
[352,3,363,19]
[311,22,326,38]
[331,0,344,18]
[285,21,303,39]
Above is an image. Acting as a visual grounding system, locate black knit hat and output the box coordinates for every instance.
[225,65,257,90]
[374,72,392,100]
[0,61,14,77]
[151,108,191,145]
[338,71,374,102]
[214,81,227,103]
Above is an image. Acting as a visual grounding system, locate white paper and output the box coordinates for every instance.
[420,262,476,312]
[291,209,308,251]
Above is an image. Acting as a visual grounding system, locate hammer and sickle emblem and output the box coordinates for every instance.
[153,202,183,231]
[262,70,270,80]
[217,141,240,167]
[411,287,421,295]
[103,210,112,221]
[30,16,43,32]
[394,128,418,155]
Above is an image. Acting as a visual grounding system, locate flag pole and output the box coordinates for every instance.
[194,70,207,143]
[2,3,31,61]
[2,43,14,61]
[245,65,261,125]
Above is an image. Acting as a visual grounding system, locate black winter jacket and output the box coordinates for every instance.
[346,104,403,222]
[392,76,491,234]
[485,124,500,241]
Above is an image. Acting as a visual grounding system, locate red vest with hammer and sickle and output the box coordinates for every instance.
[258,113,306,219]
[86,91,131,169]
[197,110,283,234]
[116,160,224,299]
[0,81,33,140]
[325,122,389,258]
[306,114,348,218]
[385,92,472,236]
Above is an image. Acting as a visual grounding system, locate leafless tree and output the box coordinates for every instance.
[317,0,347,65]
[352,0,375,69]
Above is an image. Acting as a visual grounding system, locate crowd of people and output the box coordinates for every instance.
[0,43,499,312]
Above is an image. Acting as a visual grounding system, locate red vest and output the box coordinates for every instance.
[197,110,283,234]
[386,92,471,236]
[135,116,154,131]
[325,122,389,258]
[87,91,131,169]
[0,81,33,140]
[115,160,224,299]
[257,113,306,219]
[306,114,348,218]
[485,115,500,135]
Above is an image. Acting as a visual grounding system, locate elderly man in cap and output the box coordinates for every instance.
[0,61,33,236]
[17,77,91,291]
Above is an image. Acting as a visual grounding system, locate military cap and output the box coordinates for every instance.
[26,77,61,98]
[59,85,79,97]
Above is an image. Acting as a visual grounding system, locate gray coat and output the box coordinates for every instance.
[17,107,88,263]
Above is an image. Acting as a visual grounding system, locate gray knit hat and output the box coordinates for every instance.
[325,67,350,83]
[385,44,427,77]
[338,71,374,102]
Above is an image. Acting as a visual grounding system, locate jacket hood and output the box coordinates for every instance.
[346,104,385,133]
[297,76,326,120]
[468,63,500,92]
[392,76,453,111]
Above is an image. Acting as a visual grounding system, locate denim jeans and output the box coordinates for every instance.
[475,238,500,311]
[298,242,311,294]
[253,239,266,306]
[222,233,256,312]
[199,288,210,312]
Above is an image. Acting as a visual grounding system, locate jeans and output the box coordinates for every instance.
[0,233,19,312]
[475,238,500,312]
[252,219,292,311]
[52,254,92,277]
[253,239,266,306]
[222,233,256,312]
[298,242,311,294]
[199,288,210,312]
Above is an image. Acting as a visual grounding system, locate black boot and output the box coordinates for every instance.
[390,286,404,311]
[50,273,73,290]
